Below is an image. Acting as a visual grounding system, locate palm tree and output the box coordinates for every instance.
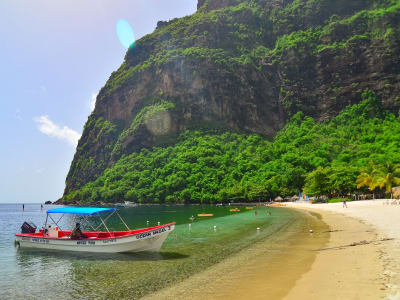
[356,162,377,198]
[371,162,400,199]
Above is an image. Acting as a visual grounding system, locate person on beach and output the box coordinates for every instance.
[22,204,24,211]
[343,200,347,208]
[70,223,88,239]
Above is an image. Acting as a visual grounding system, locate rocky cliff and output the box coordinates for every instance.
[63,0,400,198]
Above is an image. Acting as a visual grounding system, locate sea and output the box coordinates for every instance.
[0,203,324,299]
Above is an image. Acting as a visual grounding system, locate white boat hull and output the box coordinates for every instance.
[15,224,175,253]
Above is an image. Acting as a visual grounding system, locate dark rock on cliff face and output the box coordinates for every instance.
[63,0,400,196]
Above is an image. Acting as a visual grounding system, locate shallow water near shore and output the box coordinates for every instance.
[144,208,330,300]
[0,204,327,299]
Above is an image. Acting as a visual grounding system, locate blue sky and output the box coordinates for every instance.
[1,0,197,203]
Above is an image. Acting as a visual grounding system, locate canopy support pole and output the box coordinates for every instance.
[94,210,116,231]
[82,215,97,231]
[99,214,113,238]
[69,215,77,231]
[48,214,68,238]
[43,213,48,231]
[116,211,130,231]
[55,213,65,226]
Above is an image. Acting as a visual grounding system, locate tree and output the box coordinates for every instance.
[246,183,268,202]
[356,162,376,197]
[372,162,400,199]
[329,165,358,196]
[304,167,330,198]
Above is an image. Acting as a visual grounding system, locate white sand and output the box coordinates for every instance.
[286,200,400,299]
[143,201,397,299]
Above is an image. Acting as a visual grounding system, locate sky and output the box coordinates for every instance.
[0,0,197,203]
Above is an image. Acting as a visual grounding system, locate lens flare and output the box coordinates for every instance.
[116,19,135,49]
[144,111,172,136]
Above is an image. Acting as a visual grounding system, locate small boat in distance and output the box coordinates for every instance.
[197,213,214,217]
[15,207,175,253]
[230,208,240,212]
[114,201,138,207]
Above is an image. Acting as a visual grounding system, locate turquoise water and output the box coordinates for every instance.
[0,204,309,299]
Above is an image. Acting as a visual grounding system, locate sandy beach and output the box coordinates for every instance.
[285,200,400,300]
[144,200,399,300]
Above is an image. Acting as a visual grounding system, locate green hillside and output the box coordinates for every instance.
[62,0,400,203]
[62,91,400,204]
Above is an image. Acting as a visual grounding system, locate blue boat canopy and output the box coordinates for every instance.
[46,207,116,215]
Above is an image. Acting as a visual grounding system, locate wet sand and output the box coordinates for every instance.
[284,208,384,299]
[144,202,395,299]
[286,200,400,299]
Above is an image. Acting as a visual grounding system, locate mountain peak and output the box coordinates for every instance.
[62,0,400,200]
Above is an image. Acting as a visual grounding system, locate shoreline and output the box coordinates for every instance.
[143,209,330,300]
[144,200,399,299]
[285,200,400,299]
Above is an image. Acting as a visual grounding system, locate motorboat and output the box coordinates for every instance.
[114,201,138,207]
[15,207,175,253]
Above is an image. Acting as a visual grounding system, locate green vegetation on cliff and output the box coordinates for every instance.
[103,0,400,99]
[62,91,400,204]
[64,0,400,201]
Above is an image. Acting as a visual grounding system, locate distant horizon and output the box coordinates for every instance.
[0,202,56,205]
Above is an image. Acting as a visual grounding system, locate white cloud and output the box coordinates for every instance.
[90,92,97,111]
[34,115,81,147]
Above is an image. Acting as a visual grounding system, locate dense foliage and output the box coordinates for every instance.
[62,91,400,204]
[102,0,400,99]
[65,0,400,195]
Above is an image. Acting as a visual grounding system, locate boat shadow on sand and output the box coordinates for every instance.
[16,249,188,263]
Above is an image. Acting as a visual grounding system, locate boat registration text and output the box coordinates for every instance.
[136,226,169,240]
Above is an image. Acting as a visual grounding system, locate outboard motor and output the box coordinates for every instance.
[21,221,36,234]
